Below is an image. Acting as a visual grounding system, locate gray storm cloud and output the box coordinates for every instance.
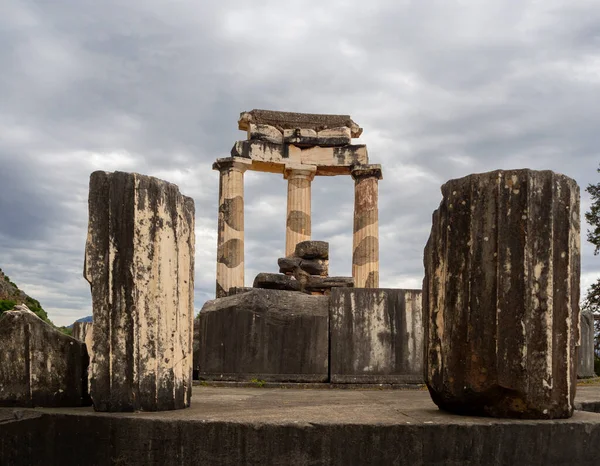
[1,0,599,325]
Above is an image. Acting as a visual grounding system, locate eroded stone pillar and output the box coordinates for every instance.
[351,165,382,288]
[578,311,596,378]
[85,171,195,412]
[214,157,250,298]
[72,321,93,343]
[284,166,316,257]
[423,169,580,419]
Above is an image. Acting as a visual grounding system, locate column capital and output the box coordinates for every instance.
[351,164,383,181]
[283,164,317,181]
[212,157,252,173]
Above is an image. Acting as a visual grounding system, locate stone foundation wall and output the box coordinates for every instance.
[330,288,423,383]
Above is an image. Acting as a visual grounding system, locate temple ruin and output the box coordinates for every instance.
[2,109,599,464]
[214,109,383,297]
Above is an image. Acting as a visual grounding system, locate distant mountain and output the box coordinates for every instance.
[68,315,93,329]
[0,267,51,324]
[75,315,93,323]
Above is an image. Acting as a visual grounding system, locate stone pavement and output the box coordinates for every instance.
[2,382,600,465]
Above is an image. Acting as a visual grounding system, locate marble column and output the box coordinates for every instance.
[351,165,382,288]
[213,157,251,298]
[284,166,316,257]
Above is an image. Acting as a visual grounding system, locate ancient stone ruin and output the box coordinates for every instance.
[196,289,330,382]
[214,109,383,297]
[84,171,195,412]
[2,110,599,464]
[253,240,354,294]
[0,305,90,407]
[196,110,423,385]
[423,169,580,419]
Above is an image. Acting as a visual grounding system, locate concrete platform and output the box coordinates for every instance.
[2,384,600,465]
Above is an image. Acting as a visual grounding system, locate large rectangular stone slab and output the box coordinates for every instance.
[330,288,423,383]
[0,308,90,407]
[238,109,362,137]
[196,289,329,382]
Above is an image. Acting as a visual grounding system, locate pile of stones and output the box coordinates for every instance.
[253,240,353,294]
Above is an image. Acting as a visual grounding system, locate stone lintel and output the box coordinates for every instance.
[212,157,252,173]
[238,109,363,137]
[282,127,352,147]
[231,140,369,175]
[351,164,383,181]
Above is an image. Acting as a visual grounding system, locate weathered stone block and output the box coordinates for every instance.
[283,128,350,148]
[229,286,253,295]
[578,311,596,378]
[283,128,318,138]
[305,276,354,292]
[247,123,283,144]
[0,307,90,407]
[253,273,301,291]
[238,109,362,137]
[295,240,329,260]
[196,289,329,382]
[230,141,369,175]
[253,272,352,294]
[193,316,200,380]
[278,257,329,276]
[317,127,352,146]
[424,169,580,419]
[84,171,195,412]
[330,289,423,383]
[72,321,93,343]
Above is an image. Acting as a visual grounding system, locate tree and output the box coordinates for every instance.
[586,165,600,256]
[583,165,600,368]
[584,164,600,315]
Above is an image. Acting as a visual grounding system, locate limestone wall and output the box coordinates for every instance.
[330,288,423,383]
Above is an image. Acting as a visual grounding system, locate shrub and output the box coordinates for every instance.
[0,300,17,315]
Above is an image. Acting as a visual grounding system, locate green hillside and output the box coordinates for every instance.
[0,267,52,324]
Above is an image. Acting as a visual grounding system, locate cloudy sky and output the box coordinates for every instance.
[1,0,599,326]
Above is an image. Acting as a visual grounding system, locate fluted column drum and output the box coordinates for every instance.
[351,165,382,288]
[423,169,580,419]
[284,166,316,257]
